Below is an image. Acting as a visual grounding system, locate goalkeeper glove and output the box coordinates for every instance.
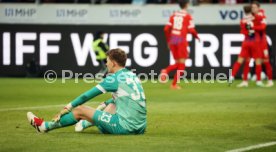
[52,103,73,122]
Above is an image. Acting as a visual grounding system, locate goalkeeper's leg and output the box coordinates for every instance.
[27,105,97,132]
[75,103,116,132]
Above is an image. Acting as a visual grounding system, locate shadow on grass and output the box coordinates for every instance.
[264,123,276,132]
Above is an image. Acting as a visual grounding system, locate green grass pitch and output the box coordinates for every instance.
[0,78,276,152]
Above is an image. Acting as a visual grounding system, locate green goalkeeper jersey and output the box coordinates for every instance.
[96,68,147,133]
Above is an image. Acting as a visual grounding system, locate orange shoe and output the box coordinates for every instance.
[170,84,182,90]
[160,69,168,83]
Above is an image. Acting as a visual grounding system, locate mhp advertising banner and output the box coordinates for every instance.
[1,4,276,25]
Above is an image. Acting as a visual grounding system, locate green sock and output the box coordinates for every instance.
[45,112,78,131]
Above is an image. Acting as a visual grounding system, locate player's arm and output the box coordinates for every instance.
[240,21,247,36]
[253,17,266,31]
[53,75,118,122]
[98,41,109,53]
[164,16,173,43]
[70,75,118,107]
[187,16,200,41]
[188,28,199,40]
[70,87,102,108]
[52,87,103,122]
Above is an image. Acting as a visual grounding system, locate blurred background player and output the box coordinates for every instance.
[93,31,109,75]
[229,5,264,87]
[160,0,200,90]
[251,1,274,87]
[27,48,147,135]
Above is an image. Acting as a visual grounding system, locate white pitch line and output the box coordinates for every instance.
[226,141,276,152]
[0,104,64,112]
[0,102,100,112]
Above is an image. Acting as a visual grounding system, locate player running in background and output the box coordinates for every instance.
[160,0,200,90]
[230,5,263,87]
[93,31,109,75]
[251,1,274,87]
[27,48,147,135]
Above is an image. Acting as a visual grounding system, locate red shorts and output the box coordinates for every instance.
[239,40,262,59]
[169,42,188,59]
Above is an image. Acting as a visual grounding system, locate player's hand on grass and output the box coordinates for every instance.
[52,104,72,122]
[52,114,61,122]
[52,108,70,122]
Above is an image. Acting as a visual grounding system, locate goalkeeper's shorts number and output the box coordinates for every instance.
[100,112,112,123]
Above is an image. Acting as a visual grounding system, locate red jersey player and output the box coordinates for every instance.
[230,5,263,87]
[160,0,200,89]
[251,1,273,87]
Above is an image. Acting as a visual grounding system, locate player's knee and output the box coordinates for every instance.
[180,59,185,63]
[255,59,262,65]
[108,103,116,108]
[75,105,85,111]
[237,57,244,63]
[104,103,116,114]
[176,58,185,63]
[73,106,86,117]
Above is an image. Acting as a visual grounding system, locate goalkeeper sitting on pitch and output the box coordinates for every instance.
[27,48,147,135]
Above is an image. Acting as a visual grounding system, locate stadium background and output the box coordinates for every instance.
[1,1,276,152]
[0,4,275,77]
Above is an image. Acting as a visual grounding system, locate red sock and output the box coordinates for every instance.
[264,61,273,80]
[165,63,178,74]
[172,63,185,85]
[232,62,241,77]
[255,64,262,81]
[243,61,250,81]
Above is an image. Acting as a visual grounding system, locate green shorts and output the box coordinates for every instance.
[92,110,130,134]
